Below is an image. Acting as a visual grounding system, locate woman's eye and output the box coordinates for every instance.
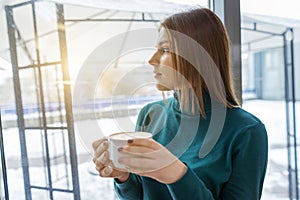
[161,47,170,53]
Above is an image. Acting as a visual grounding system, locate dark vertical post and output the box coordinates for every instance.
[283,28,298,200]
[31,2,54,199]
[208,0,213,10]
[56,4,81,199]
[5,5,32,200]
[213,0,242,104]
[0,110,9,200]
[289,28,298,200]
[284,32,293,200]
[55,65,70,188]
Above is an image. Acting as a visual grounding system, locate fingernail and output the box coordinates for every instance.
[104,151,108,159]
[102,141,107,147]
[97,152,106,162]
[127,139,133,144]
[118,147,123,152]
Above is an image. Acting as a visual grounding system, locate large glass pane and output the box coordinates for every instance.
[241,0,300,199]
[1,1,210,199]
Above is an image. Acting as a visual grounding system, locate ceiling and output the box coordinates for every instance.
[0,0,299,76]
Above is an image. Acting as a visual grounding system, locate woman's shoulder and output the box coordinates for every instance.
[223,107,267,140]
[226,107,264,127]
[222,107,268,150]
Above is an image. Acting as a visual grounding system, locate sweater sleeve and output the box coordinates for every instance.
[167,123,268,200]
[114,173,143,199]
[167,166,215,199]
[220,123,268,199]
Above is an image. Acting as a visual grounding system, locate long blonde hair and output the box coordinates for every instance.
[160,8,240,116]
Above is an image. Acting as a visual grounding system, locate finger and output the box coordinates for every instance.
[121,144,167,159]
[119,157,159,173]
[92,137,108,151]
[94,140,108,157]
[121,145,153,155]
[92,139,102,151]
[120,157,153,168]
[100,165,113,177]
[99,161,126,177]
[119,152,178,171]
[127,138,160,150]
[95,151,110,166]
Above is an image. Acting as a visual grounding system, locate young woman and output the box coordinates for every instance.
[92,8,268,200]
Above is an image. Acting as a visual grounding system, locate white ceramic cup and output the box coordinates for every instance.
[108,131,152,170]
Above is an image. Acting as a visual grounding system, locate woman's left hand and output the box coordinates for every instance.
[118,138,187,184]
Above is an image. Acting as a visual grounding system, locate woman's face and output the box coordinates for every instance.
[148,28,177,91]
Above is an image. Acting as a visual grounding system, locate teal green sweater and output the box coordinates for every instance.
[114,96,268,200]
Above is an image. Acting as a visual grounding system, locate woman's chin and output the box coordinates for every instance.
[156,84,171,91]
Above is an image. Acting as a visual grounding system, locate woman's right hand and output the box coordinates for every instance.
[92,138,130,182]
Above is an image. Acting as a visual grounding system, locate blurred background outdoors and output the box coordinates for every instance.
[0,0,299,199]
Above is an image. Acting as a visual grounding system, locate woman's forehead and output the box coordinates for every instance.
[157,28,170,45]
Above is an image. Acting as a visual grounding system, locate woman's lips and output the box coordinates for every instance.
[153,71,162,79]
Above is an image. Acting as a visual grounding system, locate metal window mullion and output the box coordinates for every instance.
[56,4,81,199]
[289,28,299,200]
[283,29,299,200]
[289,30,298,199]
[5,5,32,200]
[284,34,293,199]
[31,1,54,199]
[55,65,70,188]
[0,109,9,200]
[33,65,49,193]
[31,185,73,193]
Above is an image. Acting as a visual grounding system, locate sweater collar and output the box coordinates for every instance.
[172,90,212,115]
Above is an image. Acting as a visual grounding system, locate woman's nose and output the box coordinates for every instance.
[148,51,159,67]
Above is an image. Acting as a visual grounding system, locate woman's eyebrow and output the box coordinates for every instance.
[154,40,169,48]
[158,40,169,46]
